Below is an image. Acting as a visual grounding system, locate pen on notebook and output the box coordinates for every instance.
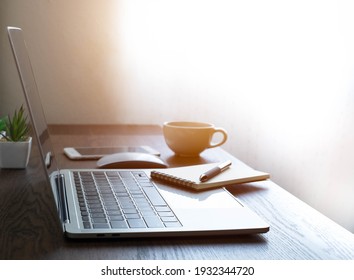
[199,160,232,182]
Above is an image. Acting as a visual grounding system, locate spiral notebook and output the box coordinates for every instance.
[151,162,270,191]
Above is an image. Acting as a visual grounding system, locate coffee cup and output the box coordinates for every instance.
[163,121,228,157]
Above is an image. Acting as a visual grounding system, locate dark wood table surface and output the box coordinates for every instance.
[1,125,354,260]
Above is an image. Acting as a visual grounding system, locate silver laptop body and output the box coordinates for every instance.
[7,26,269,238]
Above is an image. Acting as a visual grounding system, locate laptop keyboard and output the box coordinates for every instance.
[73,171,182,230]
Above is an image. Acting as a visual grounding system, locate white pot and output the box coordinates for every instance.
[0,137,32,169]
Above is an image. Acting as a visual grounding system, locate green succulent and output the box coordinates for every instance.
[0,117,6,132]
[0,105,30,142]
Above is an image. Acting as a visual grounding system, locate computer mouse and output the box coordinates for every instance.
[96,152,168,169]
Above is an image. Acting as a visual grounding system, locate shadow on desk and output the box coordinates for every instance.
[52,234,268,260]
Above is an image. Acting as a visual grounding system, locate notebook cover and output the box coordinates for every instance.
[150,162,270,191]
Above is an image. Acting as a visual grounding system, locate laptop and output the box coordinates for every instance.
[7,26,269,238]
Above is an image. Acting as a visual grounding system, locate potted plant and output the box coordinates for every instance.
[0,105,32,169]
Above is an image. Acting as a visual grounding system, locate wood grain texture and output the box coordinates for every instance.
[1,125,354,260]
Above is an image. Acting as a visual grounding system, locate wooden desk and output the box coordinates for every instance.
[1,125,354,260]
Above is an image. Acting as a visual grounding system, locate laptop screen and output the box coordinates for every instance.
[7,27,59,178]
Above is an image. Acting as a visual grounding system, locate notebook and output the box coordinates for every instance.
[7,26,269,238]
[151,162,269,191]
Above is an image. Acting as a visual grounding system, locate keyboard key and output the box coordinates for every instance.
[140,210,156,217]
[83,222,91,229]
[91,213,106,218]
[119,171,132,178]
[87,202,102,208]
[81,211,89,216]
[125,213,140,219]
[127,218,146,228]
[143,187,167,206]
[122,209,138,214]
[101,197,116,202]
[158,211,174,217]
[136,204,152,211]
[110,220,128,229]
[104,202,119,207]
[99,189,113,194]
[144,216,164,228]
[91,218,107,223]
[109,215,124,221]
[107,210,122,216]
[89,208,104,213]
[120,202,135,209]
[161,216,178,222]
[93,223,110,229]
[139,182,155,187]
[155,206,171,212]
[115,192,129,197]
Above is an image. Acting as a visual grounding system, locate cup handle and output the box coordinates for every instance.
[208,128,228,148]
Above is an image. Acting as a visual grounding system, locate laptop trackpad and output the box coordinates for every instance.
[156,184,269,231]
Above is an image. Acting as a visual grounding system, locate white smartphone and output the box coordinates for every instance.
[63,146,160,160]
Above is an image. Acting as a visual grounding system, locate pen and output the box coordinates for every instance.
[199,160,232,182]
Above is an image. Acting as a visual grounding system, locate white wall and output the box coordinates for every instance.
[1,0,354,232]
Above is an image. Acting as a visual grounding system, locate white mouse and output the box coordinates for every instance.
[97,152,168,169]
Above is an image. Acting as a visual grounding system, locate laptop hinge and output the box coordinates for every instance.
[55,173,70,224]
